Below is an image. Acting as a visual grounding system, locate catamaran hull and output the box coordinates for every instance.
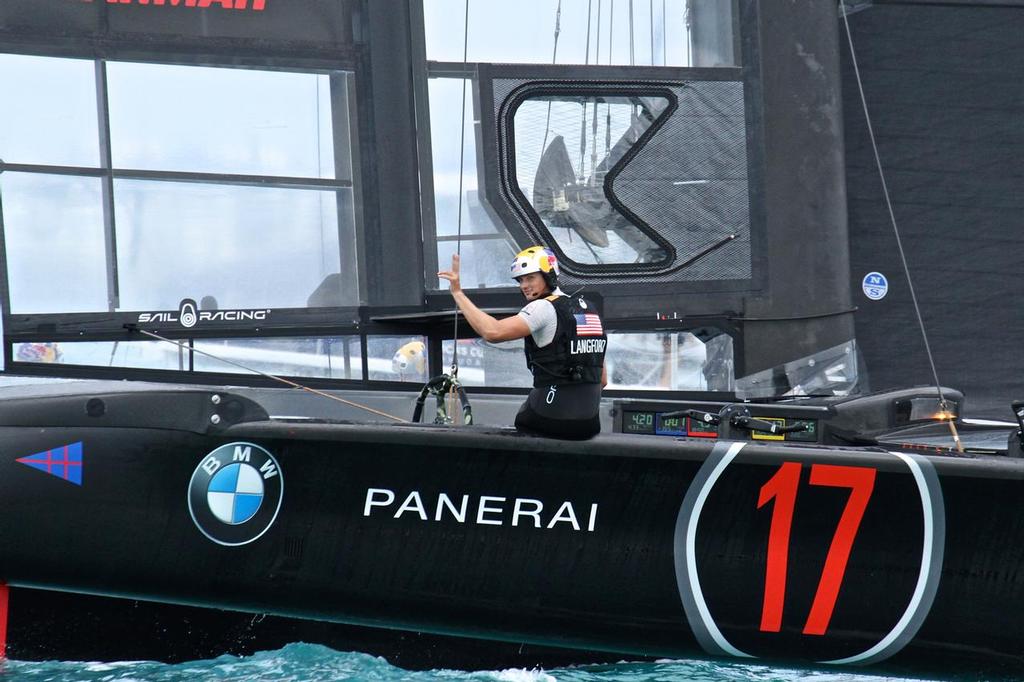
[0,387,1021,670]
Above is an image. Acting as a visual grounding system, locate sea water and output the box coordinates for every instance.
[0,644,1016,682]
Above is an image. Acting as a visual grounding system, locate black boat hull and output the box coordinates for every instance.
[0,386,1022,669]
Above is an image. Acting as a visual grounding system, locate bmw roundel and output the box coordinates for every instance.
[188,442,283,546]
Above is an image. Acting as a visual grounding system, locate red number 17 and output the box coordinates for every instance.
[757,462,876,635]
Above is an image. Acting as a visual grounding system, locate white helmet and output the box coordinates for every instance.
[509,246,559,281]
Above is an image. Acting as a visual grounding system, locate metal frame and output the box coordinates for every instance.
[0,0,756,395]
[491,79,681,274]
[472,62,763,295]
[0,2,379,383]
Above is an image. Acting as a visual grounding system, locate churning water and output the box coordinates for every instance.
[0,643,1014,682]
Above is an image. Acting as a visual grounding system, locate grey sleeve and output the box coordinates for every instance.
[517,300,558,347]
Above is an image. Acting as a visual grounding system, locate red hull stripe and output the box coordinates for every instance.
[0,582,8,659]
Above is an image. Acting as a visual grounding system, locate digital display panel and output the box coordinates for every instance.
[622,410,722,437]
[622,411,656,434]
[686,415,718,438]
[748,417,818,442]
[786,419,818,442]
[655,413,687,436]
[751,417,787,441]
[620,405,819,443]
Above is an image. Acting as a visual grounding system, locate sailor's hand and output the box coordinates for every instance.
[438,253,462,294]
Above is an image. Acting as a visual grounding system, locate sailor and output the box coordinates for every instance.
[438,246,607,439]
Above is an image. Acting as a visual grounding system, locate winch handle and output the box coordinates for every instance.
[661,408,721,425]
[412,374,473,426]
[730,414,808,435]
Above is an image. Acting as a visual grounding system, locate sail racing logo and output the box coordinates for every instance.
[188,442,283,546]
[138,299,271,328]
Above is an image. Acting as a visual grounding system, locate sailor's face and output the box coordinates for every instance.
[517,272,548,301]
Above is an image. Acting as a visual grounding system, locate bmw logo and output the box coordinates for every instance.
[188,442,283,546]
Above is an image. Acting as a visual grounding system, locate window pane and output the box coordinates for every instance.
[107,62,341,178]
[514,95,669,265]
[606,331,734,391]
[736,340,857,399]
[428,78,517,291]
[436,238,518,291]
[194,337,361,379]
[429,78,505,238]
[424,0,697,66]
[368,336,429,383]
[114,179,353,310]
[0,54,100,167]
[13,340,186,371]
[1,172,108,313]
[442,338,532,388]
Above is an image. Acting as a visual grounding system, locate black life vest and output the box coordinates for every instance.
[523,295,607,388]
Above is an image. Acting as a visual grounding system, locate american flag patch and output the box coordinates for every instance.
[574,313,604,336]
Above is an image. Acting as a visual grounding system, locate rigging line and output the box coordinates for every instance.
[662,0,666,65]
[540,0,563,157]
[450,0,471,378]
[580,0,594,181]
[629,0,635,66]
[839,0,963,453]
[590,0,602,186]
[649,0,654,65]
[133,329,406,423]
[585,0,593,65]
[684,0,692,66]
[604,0,613,165]
[608,0,614,60]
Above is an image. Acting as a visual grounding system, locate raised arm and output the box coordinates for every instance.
[439,254,531,343]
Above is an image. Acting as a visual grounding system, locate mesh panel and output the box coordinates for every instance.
[489,78,751,285]
[513,95,671,265]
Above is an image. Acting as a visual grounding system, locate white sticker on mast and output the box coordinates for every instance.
[862,271,889,300]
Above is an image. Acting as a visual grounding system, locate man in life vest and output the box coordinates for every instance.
[438,246,607,439]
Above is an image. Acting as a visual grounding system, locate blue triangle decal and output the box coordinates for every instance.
[16,442,83,486]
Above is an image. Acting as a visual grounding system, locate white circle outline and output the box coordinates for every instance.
[683,446,940,663]
[822,451,936,664]
[684,442,753,657]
